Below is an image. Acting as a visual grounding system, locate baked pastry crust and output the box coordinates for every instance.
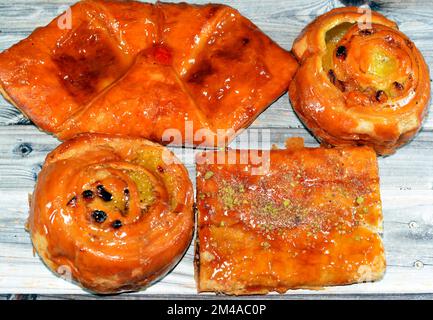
[0,0,297,146]
[28,134,194,294]
[195,139,385,295]
[289,7,430,155]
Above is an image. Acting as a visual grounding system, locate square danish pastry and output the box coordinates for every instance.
[195,139,385,294]
[0,0,297,147]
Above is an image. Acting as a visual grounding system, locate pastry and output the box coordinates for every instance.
[0,0,297,147]
[289,7,430,155]
[195,138,385,294]
[28,134,194,294]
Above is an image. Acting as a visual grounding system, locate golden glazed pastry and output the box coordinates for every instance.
[0,0,297,147]
[28,134,194,294]
[196,138,385,295]
[289,7,430,155]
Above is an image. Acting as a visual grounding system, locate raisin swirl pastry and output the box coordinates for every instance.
[289,7,430,155]
[28,134,194,294]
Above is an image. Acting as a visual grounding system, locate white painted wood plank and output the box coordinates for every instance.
[1,126,432,190]
[1,188,433,294]
[0,125,433,294]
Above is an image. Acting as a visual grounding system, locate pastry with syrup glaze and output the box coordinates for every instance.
[0,0,297,147]
[289,7,430,155]
[28,134,194,294]
[195,138,385,294]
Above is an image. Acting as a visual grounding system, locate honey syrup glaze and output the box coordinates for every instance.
[289,7,430,155]
[28,134,194,294]
[196,138,385,295]
[0,0,298,146]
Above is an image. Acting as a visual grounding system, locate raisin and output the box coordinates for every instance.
[82,190,94,200]
[123,188,130,214]
[328,69,337,84]
[96,185,112,201]
[157,165,165,173]
[393,81,404,91]
[375,90,388,102]
[336,80,346,92]
[336,46,347,60]
[91,210,107,223]
[112,220,123,229]
[67,196,77,207]
[359,28,373,36]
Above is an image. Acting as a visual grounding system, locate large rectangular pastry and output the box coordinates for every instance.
[195,139,385,294]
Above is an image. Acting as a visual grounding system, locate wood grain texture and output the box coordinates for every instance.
[0,0,432,298]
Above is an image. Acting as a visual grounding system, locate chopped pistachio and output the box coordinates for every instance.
[198,193,206,200]
[356,196,364,205]
[264,203,278,217]
[204,171,214,180]
[283,199,291,208]
[219,185,238,210]
[202,251,216,262]
[261,241,271,249]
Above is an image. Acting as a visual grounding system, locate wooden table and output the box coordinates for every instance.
[1,0,433,300]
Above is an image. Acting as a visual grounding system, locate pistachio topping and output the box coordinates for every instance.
[204,171,214,180]
[219,184,239,210]
[261,241,271,249]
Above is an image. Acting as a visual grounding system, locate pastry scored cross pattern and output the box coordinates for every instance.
[0,0,298,146]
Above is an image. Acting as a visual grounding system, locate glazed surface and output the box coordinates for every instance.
[196,139,385,295]
[28,134,194,294]
[289,7,430,155]
[0,0,297,146]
